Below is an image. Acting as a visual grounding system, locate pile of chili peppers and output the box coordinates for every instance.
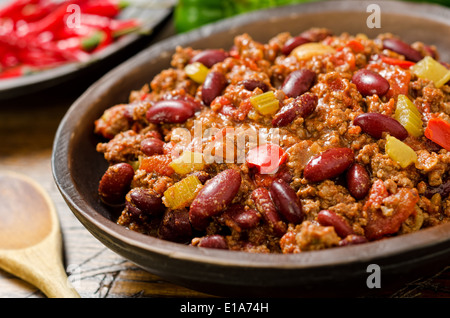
[0,0,140,79]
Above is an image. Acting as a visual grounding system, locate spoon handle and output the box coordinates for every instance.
[0,233,80,298]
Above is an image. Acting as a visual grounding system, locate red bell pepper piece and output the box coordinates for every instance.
[380,55,416,69]
[246,143,287,174]
[425,117,450,151]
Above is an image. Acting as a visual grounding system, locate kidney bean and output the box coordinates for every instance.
[382,38,422,62]
[221,204,261,230]
[317,210,354,238]
[281,69,316,98]
[272,101,298,127]
[197,235,228,249]
[98,163,135,205]
[240,79,269,92]
[251,187,286,236]
[424,180,450,199]
[282,36,310,55]
[189,171,211,184]
[189,169,241,230]
[346,163,371,200]
[141,138,165,156]
[189,49,229,68]
[202,71,227,105]
[127,187,165,217]
[339,234,368,246]
[352,69,390,97]
[300,28,332,42]
[146,99,196,124]
[272,93,318,127]
[353,113,408,140]
[303,147,354,182]
[158,209,192,243]
[269,179,304,224]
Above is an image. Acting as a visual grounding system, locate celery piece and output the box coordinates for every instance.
[169,151,205,175]
[291,43,335,60]
[394,94,423,137]
[163,175,202,209]
[385,135,418,168]
[411,56,450,88]
[250,91,280,115]
[185,62,209,84]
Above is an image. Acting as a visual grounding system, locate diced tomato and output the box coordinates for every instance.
[364,180,419,240]
[140,155,174,176]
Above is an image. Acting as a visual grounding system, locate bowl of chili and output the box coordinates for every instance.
[53,0,450,297]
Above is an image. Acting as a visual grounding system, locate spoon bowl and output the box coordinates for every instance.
[0,171,79,298]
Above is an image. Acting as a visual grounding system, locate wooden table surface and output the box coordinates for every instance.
[0,16,449,299]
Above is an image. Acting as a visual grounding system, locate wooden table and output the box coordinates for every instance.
[0,17,449,300]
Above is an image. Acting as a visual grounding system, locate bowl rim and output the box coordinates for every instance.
[53,0,450,270]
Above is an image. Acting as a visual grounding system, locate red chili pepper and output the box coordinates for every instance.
[19,1,59,23]
[0,64,30,79]
[109,18,140,37]
[24,0,88,37]
[0,0,39,19]
[80,0,129,18]
[380,55,415,69]
[425,117,450,151]
[246,143,287,175]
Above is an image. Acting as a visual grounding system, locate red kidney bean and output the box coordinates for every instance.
[317,210,354,238]
[281,69,316,98]
[197,235,228,249]
[127,187,165,217]
[269,179,304,224]
[300,28,332,42]
[251,187,286,236]
[189,49,229,68]
[240,79,269,92]
[189,171,211,184]
[339,234,368,246]
[352,69,390,97]
[424,180,450,199]
[272,101,298,127]
[281,35,310,55]
[141,138,165,156]
[98,163,135,205]
[221,204,261,230]
[303,147,354,182]
[202,71,227,105]
[189,169,241,230]
[158,209,192,243]
[146,99,196,124]
[382,38,422,62]
[353,113,408,140]
[346,163,371,200]
[272,93,318,127]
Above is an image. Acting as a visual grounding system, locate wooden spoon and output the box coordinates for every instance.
[0,171,80,298]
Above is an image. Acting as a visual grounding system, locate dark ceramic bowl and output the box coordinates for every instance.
[52,0,450,297]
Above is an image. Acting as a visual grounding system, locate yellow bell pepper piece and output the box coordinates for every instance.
[169,150,205,175]
[394,94,423,138]
[250,91,279,115]
[185,62,209,84]
[385,135,417,168]
[163,175,202,209]
[411,56,450,88]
